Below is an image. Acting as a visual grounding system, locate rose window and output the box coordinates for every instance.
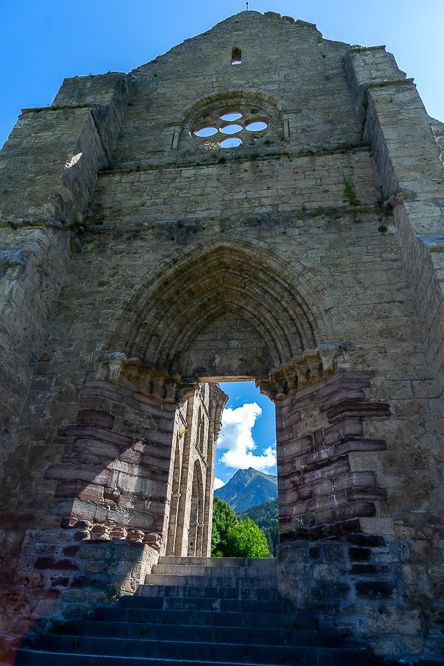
[192,105,270,149]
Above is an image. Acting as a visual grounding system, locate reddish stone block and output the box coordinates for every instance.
[74,530,91,542]
[45,463,111,485]
[55,480,105,503]
[63,545,80,557]
[73,438,120,459]
[280,436,313,461]
[326,401,391,424]
[334,471,377,492]
[32,589,61,599]
[303,457,350,485]
[63,425,133,447]
[127,529,144,542]
[320,388,367,412]
[50,576,70,587]
[296,485,315,502]
[336,439,387,456]
[317,501,376,525]
[309,491,348,512]
[304,445,336,467]
[76,409,114,430]
[77,385,124,403]
[323,418,363,446]
[34,558,79,571]
[290,501,310,516]
[347,487,388,502]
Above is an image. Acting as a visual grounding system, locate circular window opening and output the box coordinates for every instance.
[246,121,268,131]
[221,112,242,122]
[221,137,242,148]
[221,124,243,135]
[195,127,218,137]
[250,109,259,114]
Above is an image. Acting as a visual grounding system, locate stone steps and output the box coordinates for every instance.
[64,619,343,647]
[96,594,300,618]
[94,605,314,629]
[152,564,276,577]
[18,635,367,664]
[136,583,283,600]
[12,556,371,666]
[142,574,279,588]
[157,557,276,567]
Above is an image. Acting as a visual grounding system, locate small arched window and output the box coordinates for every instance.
[232,46,242,65]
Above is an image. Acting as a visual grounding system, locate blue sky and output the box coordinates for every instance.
[0,0,443,148]
[215,382,276,488]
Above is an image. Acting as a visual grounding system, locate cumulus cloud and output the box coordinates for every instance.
[216,403,276,473]
[213,477,225,490]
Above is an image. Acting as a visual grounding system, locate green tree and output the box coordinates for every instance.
[212,496,270,558]
[211,496,238,557]
[225,519,270,559]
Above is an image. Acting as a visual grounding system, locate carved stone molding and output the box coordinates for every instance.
[257,342,346,401]
[96,353,197,404]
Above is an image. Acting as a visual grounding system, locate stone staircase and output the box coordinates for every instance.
[13,556,371,666]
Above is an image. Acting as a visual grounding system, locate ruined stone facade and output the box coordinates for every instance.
[0,10,444,661]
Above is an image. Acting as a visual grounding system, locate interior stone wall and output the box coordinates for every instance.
[0,9,443,661]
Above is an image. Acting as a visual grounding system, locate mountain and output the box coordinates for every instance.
[237,497,279,557]
[214,467,277,513]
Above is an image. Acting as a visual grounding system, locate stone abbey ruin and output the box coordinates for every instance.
[0,9,444,664]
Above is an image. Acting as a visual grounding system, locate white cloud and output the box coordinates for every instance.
[216,403,276,473]
[213,477,225,490]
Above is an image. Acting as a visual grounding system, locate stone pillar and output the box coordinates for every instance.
[275,371,390,541]
[272,364,444,657]
[201,385,228,557]
[0,356,184,654]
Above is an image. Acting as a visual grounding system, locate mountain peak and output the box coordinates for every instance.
[215,467,277,513]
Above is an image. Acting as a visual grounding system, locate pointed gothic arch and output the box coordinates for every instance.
[109,239,333,381]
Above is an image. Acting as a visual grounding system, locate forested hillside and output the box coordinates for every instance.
[238,497,278,557]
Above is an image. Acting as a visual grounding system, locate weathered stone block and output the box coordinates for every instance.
[355,581,396,599]
[368,608,421,635]
[311,582,351,600]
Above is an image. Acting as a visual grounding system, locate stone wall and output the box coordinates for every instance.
[0,73,130,470]
[0,9,443,661]
[277,537,443,660]
[1,526,158,658]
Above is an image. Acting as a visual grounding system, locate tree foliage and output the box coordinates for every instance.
[212,496,238,557]
[211,496,270,558]
[224,519,270,558]
[238,497,279,557]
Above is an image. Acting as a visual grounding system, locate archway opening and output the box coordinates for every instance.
[212,380,277,558]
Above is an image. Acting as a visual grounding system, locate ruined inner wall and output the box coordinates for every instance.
[0,10,444,661]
